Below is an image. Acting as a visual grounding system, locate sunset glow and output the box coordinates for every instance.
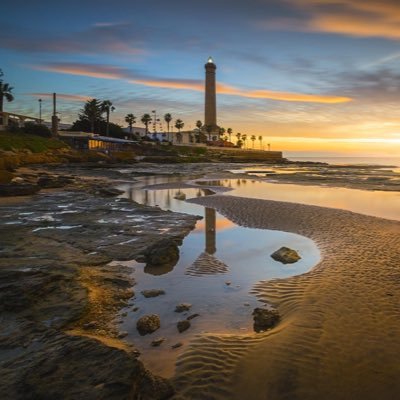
[1,0,400,156]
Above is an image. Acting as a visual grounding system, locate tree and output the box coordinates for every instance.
[218,127,225,139]
[175,119,184,143]
[236,132,241,146]
[242,134,247,148]
[125,113,136,135]
[227,128,232,142]
[205,125,213,141]
[258,135,263,149]
[101,100,115,137]
[78,99,104,133]
[0,70,14,126]
[196,120,202,131]
[141,113,152,136]
[251,134,256,148]
[164,113,172,141]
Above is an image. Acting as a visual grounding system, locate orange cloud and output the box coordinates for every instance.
[272,0,400,40]
[33,64,124,80]
[129,78,204,91]
[28,92,92,102]
[33,63,351,104]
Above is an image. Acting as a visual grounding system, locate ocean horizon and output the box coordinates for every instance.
[286,156,400,167]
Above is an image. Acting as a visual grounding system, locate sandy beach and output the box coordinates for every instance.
[1,164,400,399]
[172,194,400,399]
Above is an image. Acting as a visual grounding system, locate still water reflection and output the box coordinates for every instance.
[117,179,320,377]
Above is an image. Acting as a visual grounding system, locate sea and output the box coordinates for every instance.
[286,156,400,167]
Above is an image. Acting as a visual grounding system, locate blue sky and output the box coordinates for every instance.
[2,0,400,155]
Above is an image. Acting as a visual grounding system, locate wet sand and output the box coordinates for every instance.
[172,194,400,399]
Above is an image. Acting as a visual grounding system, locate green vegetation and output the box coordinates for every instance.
[0,70,14,123]
[0,131,67,153]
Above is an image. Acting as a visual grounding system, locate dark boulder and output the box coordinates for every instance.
[177,320,191,333]
[252,308,280,332]
[136,314,160,335]
[271,246,301,264]
[144,238,179,267]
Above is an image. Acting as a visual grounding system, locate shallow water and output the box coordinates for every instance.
[195,178,400,221]
[116,180,320,377]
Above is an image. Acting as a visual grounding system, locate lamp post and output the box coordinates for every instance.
[38,98,42,124]
[151,110,160,139]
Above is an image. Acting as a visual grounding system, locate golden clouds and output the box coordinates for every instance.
[275,0,400,40]
[34,63,351,104]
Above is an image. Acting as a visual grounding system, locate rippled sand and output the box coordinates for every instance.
[172,195,400,400]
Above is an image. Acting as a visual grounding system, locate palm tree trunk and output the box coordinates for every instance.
[0,94,3,126]
[106,109,110,137]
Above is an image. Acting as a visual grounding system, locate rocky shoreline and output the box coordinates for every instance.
[0,168,199,399]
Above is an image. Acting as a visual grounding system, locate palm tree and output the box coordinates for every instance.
[236,132,241,147]
[125,113,136,136]
[101,100,115,136]
[205,125,213,141]
[251,135,256,148]
[218,127,225,140]
[227,128,232,142]
[195,120,202,143]
[242,134,247,148]
[258,135,263,149]
[141,113,152,136]
[164,113,172,141]
[0,70,14,126]
[175,119,184,143]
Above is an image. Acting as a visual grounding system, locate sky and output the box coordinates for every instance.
[1,0,400,156]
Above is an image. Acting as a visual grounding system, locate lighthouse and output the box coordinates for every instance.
[204,56,218,135]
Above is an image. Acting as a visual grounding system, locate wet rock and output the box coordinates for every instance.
[37,175,73,189]
[171,342,183,349]
[177,320,191,333]
[225,281,232,286]
[271,246,301,264]
[252,308,280,332]
[175,303,192,313]
[144,238,179,266]
[137,314,160,335]
[118,331,128,339]
[0,183,40,196]
[151,337,166,347]
[97,187,125,197]
[187,313,200,321]
[141,289,165,298]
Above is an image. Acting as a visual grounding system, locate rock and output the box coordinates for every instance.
[173,192,186,200]
[187,313,200,320]
[0,183,40,196]
[11,177,24,183]
[97,187,125,197]
[118,331,128,339]
[132,307,139,312]
[151,337,166,347]
[37,175,73,189]
[177,320,191,333]
[252,308,280,332]
[141,289,165,298]
[171,342,183,349]
[175,303,192,313]
[225,281,232,286]
[136,314,160,335]
[271,246,301,264]
[144,238,179,266]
